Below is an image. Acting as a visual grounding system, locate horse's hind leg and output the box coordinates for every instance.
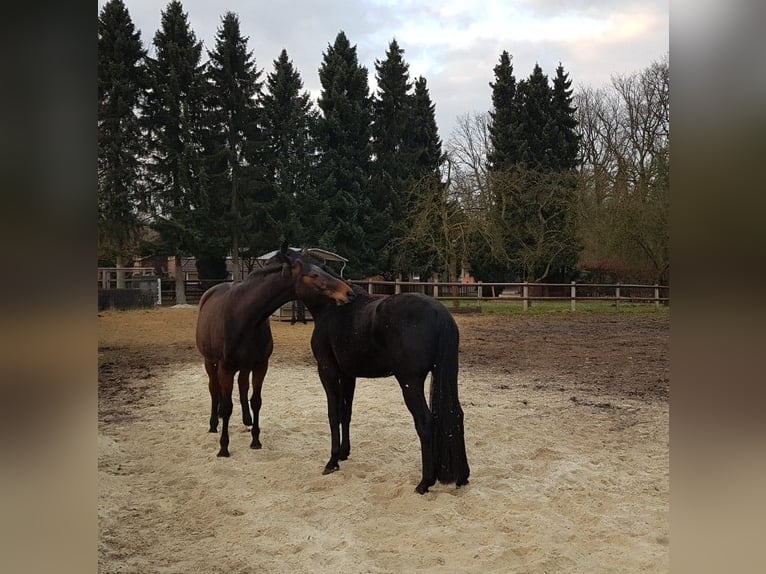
[249,361,268,450]
[205,360,220,433]
[216,365,235,457]
[238,370,253,428]
[397,375,436,494]
[339,376,356,461]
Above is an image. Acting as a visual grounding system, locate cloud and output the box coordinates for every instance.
[100,0,668,142]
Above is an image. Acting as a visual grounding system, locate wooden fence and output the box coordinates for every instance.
[98,267,163,308]
[148,278,669,310]
[350,280,669,311]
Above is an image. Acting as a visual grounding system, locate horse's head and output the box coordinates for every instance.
[296,261,356,306]
[267,246,355,306]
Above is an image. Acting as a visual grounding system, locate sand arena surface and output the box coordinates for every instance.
[98,307,669,573]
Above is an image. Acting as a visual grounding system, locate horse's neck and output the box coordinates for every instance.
[231,273,294,324]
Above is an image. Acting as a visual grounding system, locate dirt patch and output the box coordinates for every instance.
[98,307,669,573]
[98,308,668,400]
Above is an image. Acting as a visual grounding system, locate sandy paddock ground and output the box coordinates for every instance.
[98,307,669,573]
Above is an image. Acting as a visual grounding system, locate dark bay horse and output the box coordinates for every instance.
[285,255,470,493]
[195,248,356,457]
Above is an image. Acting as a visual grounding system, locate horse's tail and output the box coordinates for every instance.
[430,311,470,486]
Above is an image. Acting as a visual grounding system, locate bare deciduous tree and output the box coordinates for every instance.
[575,55,669,283]
[442,112,498,268]
[445,111,491,202]
[396,168,470,284]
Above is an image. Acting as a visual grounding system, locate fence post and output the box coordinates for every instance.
[395,278,401,295]
[571,281,576,312]
[616,282,621,308]
[522,283,529,311]
[654,284,660,309]
[157,277,162,306]
[367,280,373,295]
[477,281,482,304]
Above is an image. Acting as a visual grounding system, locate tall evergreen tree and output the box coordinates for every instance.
[260,49,318,249]
[97,0,147,275]
[487,50,519,171]
[370,39,413,269]
[549,63,580,172]
[315,31,374,276]
[203,11,263,280]
[409,76,442,178]
[515,63,553,170]
[142,0,207,301]
[397,75,444,277]
[485,56,580,283]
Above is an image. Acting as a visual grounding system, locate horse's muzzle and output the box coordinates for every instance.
[336,287,355,305]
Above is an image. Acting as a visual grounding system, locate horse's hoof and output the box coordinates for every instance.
[250,441,262,450]
[414,484,429,495]
[217,450,230,457]
[322,464,339,475]
[209,427,218,433]
[339,453,349,461]
[243,418,253,427]
[456,478,470,487]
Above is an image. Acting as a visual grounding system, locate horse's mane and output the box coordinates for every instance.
[245,261,288,280]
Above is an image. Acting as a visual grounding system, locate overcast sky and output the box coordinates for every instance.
[101,0,668,141]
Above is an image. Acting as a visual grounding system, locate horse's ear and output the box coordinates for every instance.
[279,238,288,254]
[300,246,309,258]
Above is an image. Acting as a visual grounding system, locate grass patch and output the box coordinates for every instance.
[439,298,670,315]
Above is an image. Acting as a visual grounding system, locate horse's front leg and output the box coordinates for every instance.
[318,364,343,474]
[249,361,268,450]
[339,376,356,461]
[216,365,235,457]
[398,375,436,494]
[238,369,253,428]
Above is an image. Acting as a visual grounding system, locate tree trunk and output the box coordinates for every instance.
[231,231,240,282]
[115,254,126,289]
[174,255,187,305]
[448,256,457,300]
[526,271,535,308]
[230,162,240,282]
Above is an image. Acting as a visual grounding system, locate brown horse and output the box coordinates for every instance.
[195,247,356,457]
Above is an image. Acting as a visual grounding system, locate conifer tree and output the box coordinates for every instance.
[260,49,318,249]
[370,39,415,272]
[142,0,207,301]
[315,31,374,276]
[515,63,553,170]
[98,0,147,275]
[396,75,444,277]
[409,76,442,178]
[203,11,263,280]
[485,57,580,283]
[549,63,580,172]
[487,50,519,171]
